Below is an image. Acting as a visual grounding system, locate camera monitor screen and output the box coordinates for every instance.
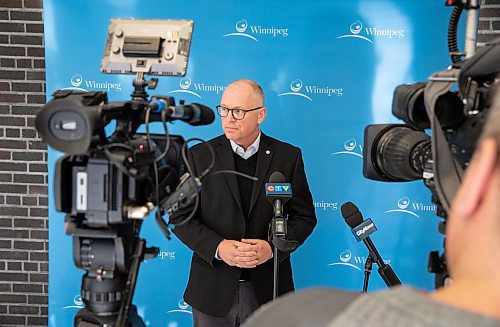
[100,18,193,76]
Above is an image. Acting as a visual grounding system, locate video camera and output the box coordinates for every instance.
[362,1,500,287]
[35,19,214,326]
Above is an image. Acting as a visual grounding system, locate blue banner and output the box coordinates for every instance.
[43,1,461,325]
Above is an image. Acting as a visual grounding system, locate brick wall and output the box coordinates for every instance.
[478,0,500,45]
[0,0,47,326]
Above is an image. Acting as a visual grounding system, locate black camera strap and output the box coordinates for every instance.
[424,69,464,213]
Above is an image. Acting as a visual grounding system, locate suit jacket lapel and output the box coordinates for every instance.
[215,137,244,213]
[249,133,273,215]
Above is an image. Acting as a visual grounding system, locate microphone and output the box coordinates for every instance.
[265,172,298,253]
[151,99,215,126]
[341,202,401,287]
[265,172,292,222]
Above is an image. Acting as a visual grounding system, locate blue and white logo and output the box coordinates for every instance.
[278,79,343,101]
[62,295,84,310]
[169,77,201,98]
[385,197,418,217]
[332,138,363,158]
[167,299,192,315]
[327,250,362,271]
[64,74,88,92]
[328,249,391,271]
[350,21,363,35]
[71,74,83,87]
[168,77,226,99]
[384,197,436,218]
[278,79,312,101]
[63,73,122,92]
[223,19,257,41]
[235,19,248,33]
[223,19,289,41]
[337,20,405,43]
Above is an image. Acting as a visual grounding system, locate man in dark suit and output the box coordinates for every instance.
[171,79,317,326]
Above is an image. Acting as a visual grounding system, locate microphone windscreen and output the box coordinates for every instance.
[269,171,285,183]
[341,202,363,228]
[189,103,215,125]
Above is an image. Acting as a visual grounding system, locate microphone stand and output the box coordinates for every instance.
[269,199,298,300]
[362,256,373,293]
[272,237,279,300]
[365,238,401,287]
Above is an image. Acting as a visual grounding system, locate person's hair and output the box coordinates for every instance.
[230,79,265,106]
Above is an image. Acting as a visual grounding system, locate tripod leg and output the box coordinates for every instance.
[116,239,146,327]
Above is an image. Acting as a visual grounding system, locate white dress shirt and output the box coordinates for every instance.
[229,131,261,160]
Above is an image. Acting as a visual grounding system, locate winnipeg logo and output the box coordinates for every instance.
[71,74,83,87]
[278,79,312,101]
[63,73,122,92]
[62,295,84,310]
[278,79,343,101]
[337,21,405,43]
[167,299,192,315]
[385,197,418,218]
[168,77,226,99]
[223,19,257,41]
[223,19,289,42]
[169,77,201,98]
[64,74,87,91]
[385,197,436,218]
[337,21,373,43]
[327,250,361,271]
[332,138,363,158]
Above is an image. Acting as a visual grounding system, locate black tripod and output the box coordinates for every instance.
[65,193,159,327]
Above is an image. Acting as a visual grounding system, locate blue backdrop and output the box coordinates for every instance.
[43,1,463,325]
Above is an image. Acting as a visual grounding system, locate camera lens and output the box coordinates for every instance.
[372,125,431,181]
[392,82,428,129]
[35,91,105,155]
[392,83,464,130]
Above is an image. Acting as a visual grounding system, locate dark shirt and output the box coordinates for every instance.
[233,151,258,281]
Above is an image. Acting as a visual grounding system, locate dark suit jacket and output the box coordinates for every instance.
[171,133,317,317]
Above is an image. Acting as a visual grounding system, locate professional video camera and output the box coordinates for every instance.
[362,1,500,287]
[35,19,215,326]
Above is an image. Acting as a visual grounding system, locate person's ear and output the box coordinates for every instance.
[258,107,267,124]
[451,138,498,219]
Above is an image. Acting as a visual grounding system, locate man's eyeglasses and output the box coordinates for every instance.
[216,105,263,120]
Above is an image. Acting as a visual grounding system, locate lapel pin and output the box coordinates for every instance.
[266,150,270,155]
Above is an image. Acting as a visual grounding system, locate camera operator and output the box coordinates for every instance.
[243,78,500,327]
[170,79,317,326]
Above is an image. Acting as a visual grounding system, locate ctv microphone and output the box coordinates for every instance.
[341,202,401,287]
[265,171,292,224]
[264,171,298,252]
